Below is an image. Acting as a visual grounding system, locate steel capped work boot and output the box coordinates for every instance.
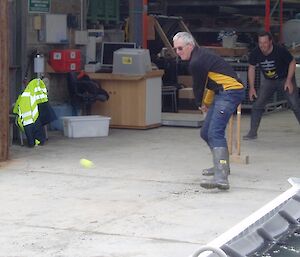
[202,166,231,176]
[243,109,264,140]
[202,167,215,176]
[202,148,215,176]
[243,132,257,140]
[200,147,230,190]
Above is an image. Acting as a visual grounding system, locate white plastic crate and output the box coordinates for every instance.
[62,115,110,138]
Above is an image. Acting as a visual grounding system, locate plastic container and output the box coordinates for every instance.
[62,115,110,138]
[222,35,237,48]
[49,104,74,131]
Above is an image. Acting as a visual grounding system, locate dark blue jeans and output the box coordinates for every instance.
[201,89,245,148]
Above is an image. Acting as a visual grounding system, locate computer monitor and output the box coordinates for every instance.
[101,42,136,67]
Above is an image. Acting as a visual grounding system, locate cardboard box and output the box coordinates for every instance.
[178,75,193,88]
[62,115,111,138]
[205,46,248,57]
[178,88,194,99]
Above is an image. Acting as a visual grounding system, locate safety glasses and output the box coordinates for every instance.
[173,45,187,52]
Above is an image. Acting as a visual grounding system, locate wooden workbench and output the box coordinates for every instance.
[88,70,164,129]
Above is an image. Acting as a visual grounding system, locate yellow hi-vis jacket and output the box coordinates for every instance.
[13,78,48,131]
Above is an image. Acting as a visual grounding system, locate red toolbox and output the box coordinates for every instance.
[49,49,81,72]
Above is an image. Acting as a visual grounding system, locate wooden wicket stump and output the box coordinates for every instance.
[227,104,250,164]
[230,153,250,164]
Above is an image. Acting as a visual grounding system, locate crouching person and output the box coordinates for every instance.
[173,32,245,190]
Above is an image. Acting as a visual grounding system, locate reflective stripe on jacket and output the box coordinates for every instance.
[13,79,48,130]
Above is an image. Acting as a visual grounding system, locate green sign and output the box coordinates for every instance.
[28,0,51,13]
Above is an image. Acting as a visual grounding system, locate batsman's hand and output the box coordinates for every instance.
[248,87,257,101]
[284,80,294,94]
[199,105,208,113]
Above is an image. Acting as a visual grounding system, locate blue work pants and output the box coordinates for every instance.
[201,89,245,148]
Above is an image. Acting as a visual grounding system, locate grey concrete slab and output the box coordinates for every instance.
[0,110,299,257]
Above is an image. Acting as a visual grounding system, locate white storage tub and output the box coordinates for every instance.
[62,115,111,138]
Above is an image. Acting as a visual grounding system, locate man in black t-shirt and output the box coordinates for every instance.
[243,31,300,140]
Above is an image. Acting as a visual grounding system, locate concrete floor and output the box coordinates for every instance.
[0,110,299,257]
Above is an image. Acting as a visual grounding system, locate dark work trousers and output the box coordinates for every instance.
[249,77,300,135]
[24,117,46,147]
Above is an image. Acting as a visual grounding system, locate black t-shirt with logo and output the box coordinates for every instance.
[249,44,293,80]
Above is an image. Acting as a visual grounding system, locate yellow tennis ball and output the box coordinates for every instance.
[80,158,94,168]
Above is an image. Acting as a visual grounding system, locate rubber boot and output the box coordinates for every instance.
[202,148,214,176]
[202,149,230,176]
[202,166,215,176]
[243,109,264,140]
[202,166,231,176]
[200,147,230,190]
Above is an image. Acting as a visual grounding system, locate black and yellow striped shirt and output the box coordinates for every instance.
[189,47,244,107]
